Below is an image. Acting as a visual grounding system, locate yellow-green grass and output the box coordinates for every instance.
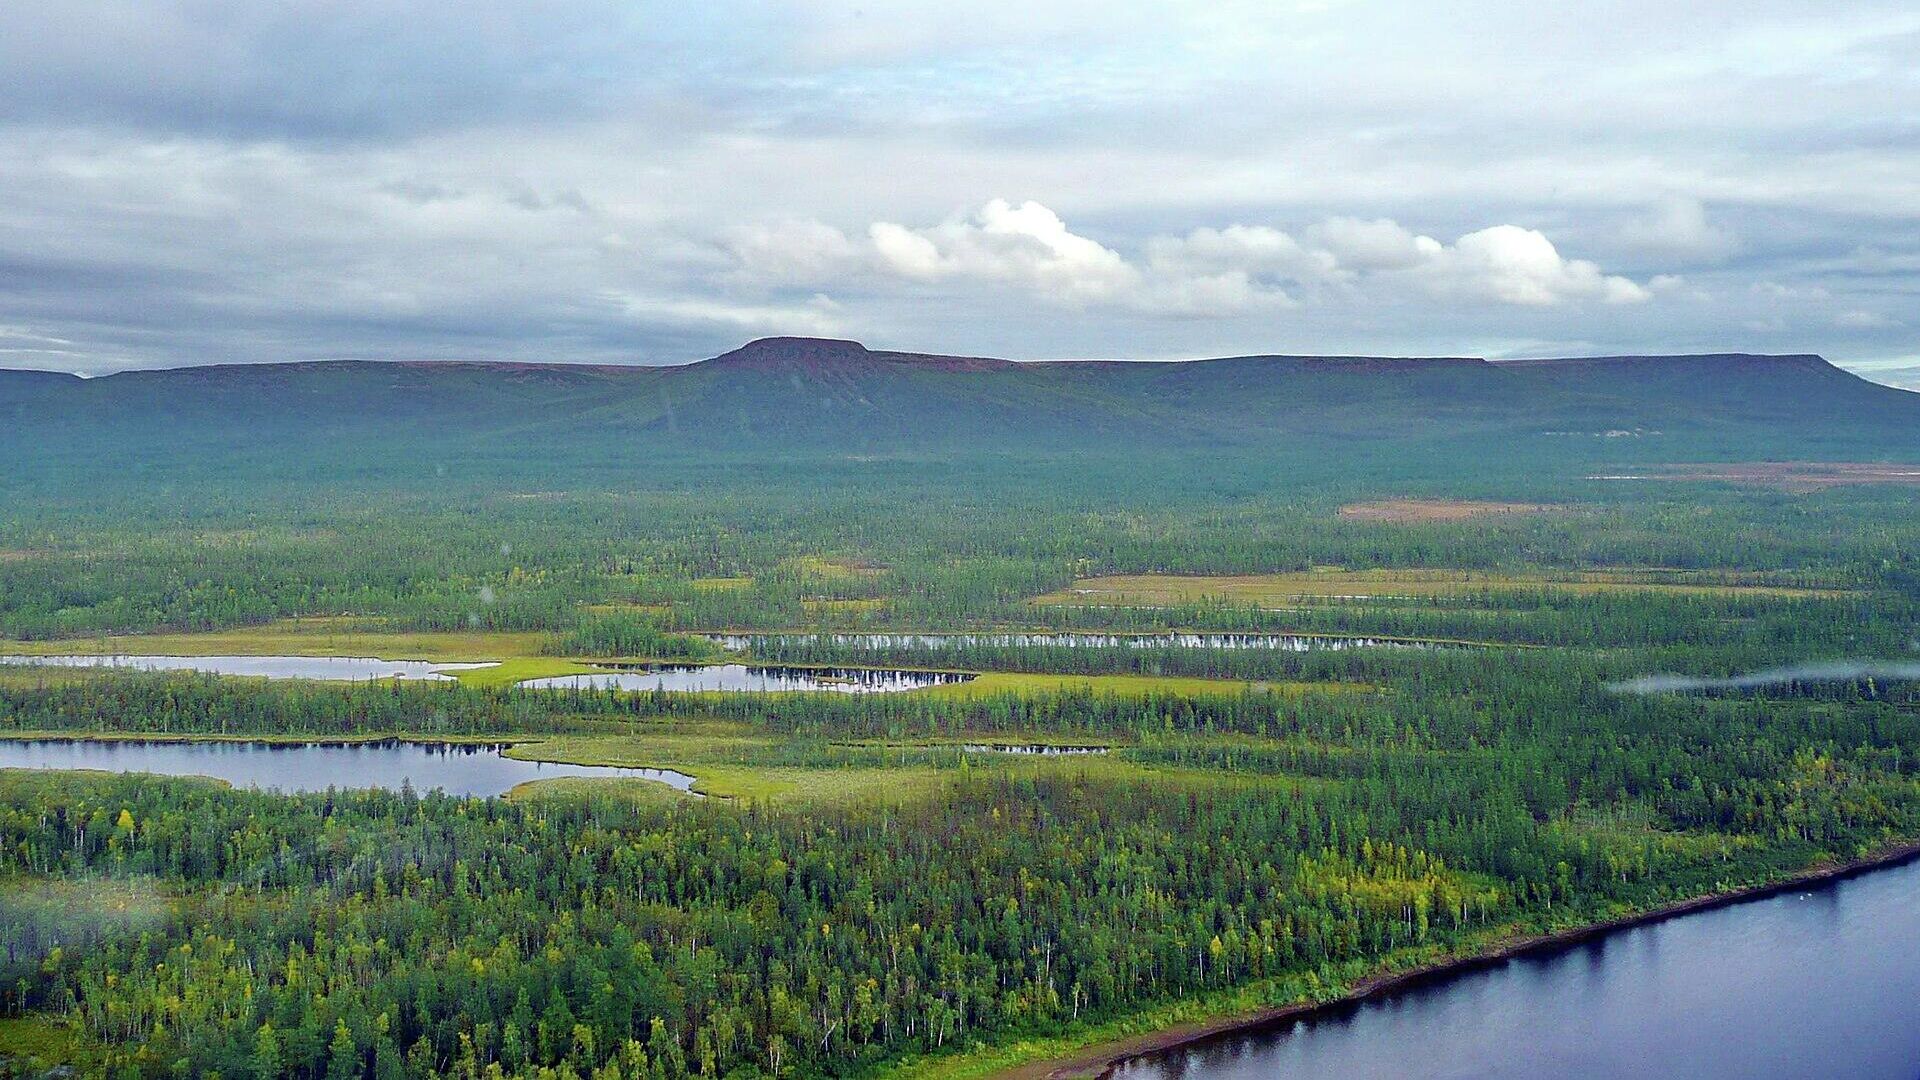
[514,755,1322,806]
[499,729,1329,805]
[514,763,1008,804]
[0,665,103,688]
[0,623,764,689]
[501,728,970,804]
[0,621,547,662]
[843,734,1117,750]
[504,726,770,767]
[802,597,886,614]
[581,601,673,616]
[1030,569,1849,606]
[496,729,855,802]
[786,555,886,579]
[443,656,597,689]
[690,575,753,591]
[0,1017,104,1073]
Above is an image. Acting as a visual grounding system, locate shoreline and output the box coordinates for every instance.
[0,730,530,748]
[994,837,1920,1080]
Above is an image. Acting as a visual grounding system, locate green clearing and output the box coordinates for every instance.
[0,622,548,662]
[1030,569,1854,607]
[500,728,1320,804]
[0,1016,105,1075]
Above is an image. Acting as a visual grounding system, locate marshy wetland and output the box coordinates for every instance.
[0,738,699,797]
[3,470,1919,1080]
[0,652,971,693]
[520,662,972,693]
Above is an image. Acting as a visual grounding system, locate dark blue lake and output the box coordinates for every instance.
[1114,855,1920,1080]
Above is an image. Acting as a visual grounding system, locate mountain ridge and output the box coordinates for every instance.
[3,338,1914,478]
[0,339,1878,381]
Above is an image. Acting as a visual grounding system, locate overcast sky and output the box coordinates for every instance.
[1,2,1916,385]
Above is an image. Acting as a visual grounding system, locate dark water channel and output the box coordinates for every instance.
[1114,855,1920,1080]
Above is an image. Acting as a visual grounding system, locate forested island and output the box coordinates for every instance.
[2,340,1919,1078]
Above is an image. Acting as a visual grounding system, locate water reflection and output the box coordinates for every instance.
[1113,857,1920,1080]
[0,654,495,681]
[0,738,698,798]
[521,664,969,693]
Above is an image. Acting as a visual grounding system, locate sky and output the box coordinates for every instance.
[1,1,1916,385]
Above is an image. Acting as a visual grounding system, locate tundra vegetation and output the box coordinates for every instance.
[1,346,1918,1078]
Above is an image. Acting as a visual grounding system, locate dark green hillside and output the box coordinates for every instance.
[1493,354,1916,429]
[2,339,1915,489]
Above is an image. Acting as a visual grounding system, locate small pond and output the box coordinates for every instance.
[0,738,698,798]
[521,664,970,693]
[0,654,496,681]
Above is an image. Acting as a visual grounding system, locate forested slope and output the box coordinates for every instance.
[3,339,1915,484]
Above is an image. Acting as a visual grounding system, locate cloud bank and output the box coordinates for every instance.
[735,201,1649,316]
[0,1,1917,372]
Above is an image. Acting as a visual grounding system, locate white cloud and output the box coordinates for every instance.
[869,199,1141,303]
[5,2,1918,368]
[1617,198,1738,262]
[1417,225,1650,306]
[734,201,1650,315]
[1751,281,1832,302]
[1835,309,1900,329]
[1303,217,1436,271]
[729,219,863,281]
[604,291,846,336]
[892,200,1310,316]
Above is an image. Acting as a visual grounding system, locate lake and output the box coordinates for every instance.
[958,743,1110,755]
[706,633,1442,652]
[0,738,699,798]
[0,653,496,681]
[1113,854,1920,1080]
[0,654,963,693]
[521,663,970,693]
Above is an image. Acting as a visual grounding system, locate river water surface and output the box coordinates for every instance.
[0,654,496,680]
[0,739,698,798]
[1114,855,1920,1080]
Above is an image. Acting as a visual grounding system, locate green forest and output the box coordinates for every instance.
[3,415,1920,1079]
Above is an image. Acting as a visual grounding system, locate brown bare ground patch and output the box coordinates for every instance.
[1339,499,1555,523]
[0,550,44,562]
[1593,462,1920,493]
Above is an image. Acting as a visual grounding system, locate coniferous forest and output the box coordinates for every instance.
[3,359,1920,1079]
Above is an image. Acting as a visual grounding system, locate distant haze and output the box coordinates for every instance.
[0,3,1916,376]
[1611,662,1920,694]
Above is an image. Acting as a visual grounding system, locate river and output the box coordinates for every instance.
[1113,854,1920,1080]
